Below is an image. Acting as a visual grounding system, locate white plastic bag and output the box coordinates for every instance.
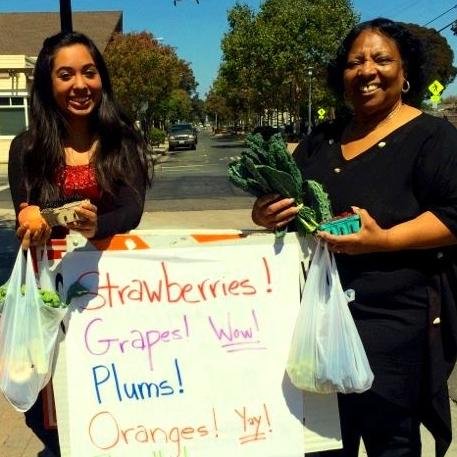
[0,248,66,412]
[286,240,374,394]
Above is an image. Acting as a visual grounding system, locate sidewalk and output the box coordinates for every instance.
[1,393,456,457]
[0,208,456,456]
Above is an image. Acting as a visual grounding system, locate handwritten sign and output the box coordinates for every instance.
[51,238,336,457]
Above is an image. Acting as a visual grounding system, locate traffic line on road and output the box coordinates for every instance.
[0,185,9,192]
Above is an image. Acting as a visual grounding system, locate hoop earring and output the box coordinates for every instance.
[402,79,410,94]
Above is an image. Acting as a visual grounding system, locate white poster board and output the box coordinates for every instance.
[51,232,342,456]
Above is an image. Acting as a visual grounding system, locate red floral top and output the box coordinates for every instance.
[56,164,101,201]
[9,132,146,239]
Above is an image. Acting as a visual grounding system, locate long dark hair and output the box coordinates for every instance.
[327,18,426,108]
[24,31,151,204]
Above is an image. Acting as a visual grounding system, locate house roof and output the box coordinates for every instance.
[0,11,123,56]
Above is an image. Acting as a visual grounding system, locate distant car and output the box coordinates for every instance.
[168,123,197,151]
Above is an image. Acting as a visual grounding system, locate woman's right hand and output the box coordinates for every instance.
[251,194,299,230]
[16,203,51,250]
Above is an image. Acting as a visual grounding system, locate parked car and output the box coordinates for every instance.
[168,123,197,151]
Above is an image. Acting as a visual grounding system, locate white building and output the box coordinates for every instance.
[0,11,122,162]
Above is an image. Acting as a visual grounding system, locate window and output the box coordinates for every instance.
[11,97,24,106]
[0,96,28,135]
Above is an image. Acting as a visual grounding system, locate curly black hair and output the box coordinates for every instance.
[327,17,426,107]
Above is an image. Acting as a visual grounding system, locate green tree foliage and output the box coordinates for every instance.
[191,96,206,124]
[104,32,198,134]
[402,23,456,100]
[211,0,358,127]
[205,83,232,128]
[149,127,167,146]
[167,89,193,123]
[219,5,262,119]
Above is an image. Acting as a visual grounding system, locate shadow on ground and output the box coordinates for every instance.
[0,218,19,284]
[212,134,242,141]
[211,135,246,149]
[211,143,246,149]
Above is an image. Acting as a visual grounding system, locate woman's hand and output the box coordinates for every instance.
[317,207,389,255]
[68,201,98,239]
[252,194,299,230]
[16,203,51,250]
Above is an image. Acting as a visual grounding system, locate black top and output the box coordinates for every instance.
[8,131,146,239]
[295,112,457,456]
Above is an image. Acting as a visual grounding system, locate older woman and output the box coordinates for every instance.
[253,18,457,457]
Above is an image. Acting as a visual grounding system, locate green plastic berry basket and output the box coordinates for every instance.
[318,214,361,235]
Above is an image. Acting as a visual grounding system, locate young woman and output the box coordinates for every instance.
[8,31,151,456]
[9,31,151,247]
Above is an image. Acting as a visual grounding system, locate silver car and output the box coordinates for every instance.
[168,123,197,151]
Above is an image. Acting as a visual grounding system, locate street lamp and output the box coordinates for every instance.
[307,67,313,134]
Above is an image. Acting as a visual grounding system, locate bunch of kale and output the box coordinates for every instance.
[228,133,332,236]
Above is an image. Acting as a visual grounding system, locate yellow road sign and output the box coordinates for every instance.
[317,108,326,119]
[428,80,444,96]
[430,94,441,103]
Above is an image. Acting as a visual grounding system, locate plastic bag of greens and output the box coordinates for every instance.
[286,240,374,394]
[0,247,67,412]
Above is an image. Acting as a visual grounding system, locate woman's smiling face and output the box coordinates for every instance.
[343,28,405,118]
[51,43,102,121]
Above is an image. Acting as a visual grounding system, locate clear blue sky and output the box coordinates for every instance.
[1,0,457,97]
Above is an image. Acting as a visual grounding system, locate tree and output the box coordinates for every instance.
[219,4,263,123]
[166,89,193,122]
[104,32,198,134]
[215,0,359,130]
[191,96,206,124]
[205,84,233,128]
[402,23,456,100]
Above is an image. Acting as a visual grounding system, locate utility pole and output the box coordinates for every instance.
[59,0,73,32]
[307,67,313,134]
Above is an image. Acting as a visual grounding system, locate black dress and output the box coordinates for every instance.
[295,113,457,456]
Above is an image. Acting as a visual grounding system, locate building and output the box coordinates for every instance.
[0,11,122,162]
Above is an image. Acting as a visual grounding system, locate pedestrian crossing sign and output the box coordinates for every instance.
[317,108,326,120]
[428,80,444,96]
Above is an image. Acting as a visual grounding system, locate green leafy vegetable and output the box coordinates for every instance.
[0,283,65,309]
[228,133,333,236]
[0,283,6,301]
[39,290,62,308]
[304,180,333,224]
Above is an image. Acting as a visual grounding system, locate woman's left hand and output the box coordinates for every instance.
[317,207,389,255]
[67,201,98,239]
